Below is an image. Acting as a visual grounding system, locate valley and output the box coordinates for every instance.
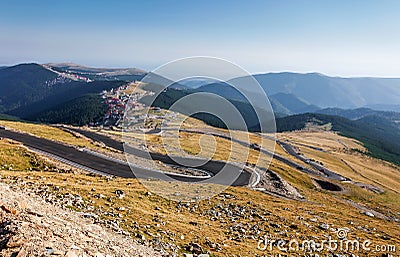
[0,63,399,257]
[2,2,400,256]
[0,117,399,256]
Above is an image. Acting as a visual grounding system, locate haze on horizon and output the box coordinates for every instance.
[1,0,400,77]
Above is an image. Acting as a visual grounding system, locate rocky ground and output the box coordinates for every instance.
[0,182,161,257]
[0,134,399,256]
[253,168,304,200]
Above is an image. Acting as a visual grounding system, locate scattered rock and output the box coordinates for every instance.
[64,251,78,257]
[0,182,160,257]
[364,211,375,217]
[186,242,203,255]
[270,223,281,228]
[14,249,27,257]
[82,212,99,220]
[319,224,329,230]
[114,190,125,199]
[1,204,18,215]
[6,235,25,248]
[25,209,44,217]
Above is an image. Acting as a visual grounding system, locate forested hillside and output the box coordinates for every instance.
[0,63,125,120]
[276,113,400,165]
[32,95,107,126]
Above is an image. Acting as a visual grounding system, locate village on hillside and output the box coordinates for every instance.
[99,83,171,132]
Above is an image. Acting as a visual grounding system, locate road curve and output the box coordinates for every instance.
[0,128,251,186]
[66,127,331,182]
[277,141,349,181]
[179,129,324,177]
[64,127,252,186]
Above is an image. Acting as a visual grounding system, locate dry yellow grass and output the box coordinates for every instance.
[0,136,400,256]
[4,119,400,254]
[143,131,275,167]
[275,130,400,216]
[0,120,102,150]
[0,139,42,170]
[339,153,400,194]
[278,131,400,194]
[278,131,366,152]
[0,170,398,256]
[114,81,148,95]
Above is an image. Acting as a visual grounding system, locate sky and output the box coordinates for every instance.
[1,0,400,77]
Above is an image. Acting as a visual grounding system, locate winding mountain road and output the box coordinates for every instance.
[68,127,346,181]
[0,127,251,186]
[0,123,348,188]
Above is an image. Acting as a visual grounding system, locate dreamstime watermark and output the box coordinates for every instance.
[122,57,276,201]
[257,229,397,256]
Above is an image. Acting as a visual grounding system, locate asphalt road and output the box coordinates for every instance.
[65,127,252,186]
[179,129,349,181]
[0,128,251,186]
[67,127,327,181]
[180,129,323,177]
[278,141,349,181]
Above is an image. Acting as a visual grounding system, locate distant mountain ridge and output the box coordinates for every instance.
[46,62,145,74]
[269,93,320,115]
[317,107,400,120]
[178,72,400,114]
[47,63,146,81]
[1,62,399,122]
[251,72,400,109]
[190,82,319,116]
[2,63,399,112]
[316,107,400,132]
[0,63,125,120]
[365,104,400,113]
[0,63,59,112]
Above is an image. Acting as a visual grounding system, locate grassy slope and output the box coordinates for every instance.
[0,138,399,256]
[141,84,399,165]
[278,131,400,213]
[0,121,400,256]
[276,113,400,165]
[0,120,108,153]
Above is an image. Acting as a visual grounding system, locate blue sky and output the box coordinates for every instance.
[1,0,400,76]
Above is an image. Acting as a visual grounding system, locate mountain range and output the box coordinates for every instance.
[1,62,399,124]
[175,73,400,116]
[0,63,130,123]
[142,72,400,165]
[0,62,399,164]
[1,62,400,117]
[252,72,400,109]
[47,63,145,81]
